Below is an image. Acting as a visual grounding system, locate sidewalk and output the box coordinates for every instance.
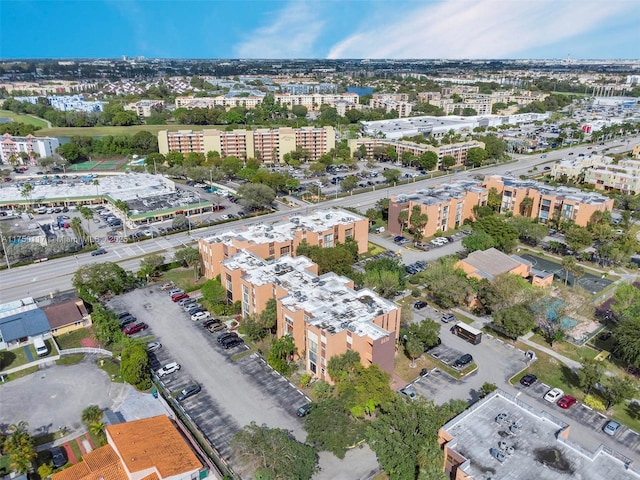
[451,308,582,370]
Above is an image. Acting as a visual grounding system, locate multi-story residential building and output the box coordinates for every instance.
[484,175,614,226]
[51,415,203,480]
[441,86,480,95]
[0,133,59,164]
[348,138,486,170]
[124,99,164,117]
[13,94,105,112]
[387,180,489,237]
[280,83,338,94]
[221,250,400,381]
[274,92,359,111]
[551,156,609,180]
[198,209,369,279]
[175,93,265,110]
[370,97,413,117]
[438,389,635,480]
[583,158,640,194]
[158,126,335,162]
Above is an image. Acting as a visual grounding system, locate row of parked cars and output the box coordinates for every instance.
[405,260,427,275]
[117,312,148,335]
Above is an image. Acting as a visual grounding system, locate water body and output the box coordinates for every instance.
[347,86,374,96]
[0,117,12,123]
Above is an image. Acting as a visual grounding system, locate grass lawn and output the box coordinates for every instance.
[453,312,475,325]
[56,354,85,366]
[0,455,10,476]
[160,268,207,292]
[55,328,91,350]
[88,430,107,448]
[0,109,49,128]
[97,358,123,383]
[6,365,39,381]
[0,345,31,370]
[34,124,223,137]
[528,333,600,363]
[394,350,438,383]
[68,439,82,462]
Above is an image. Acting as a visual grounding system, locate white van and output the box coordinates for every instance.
[33,337,49,357]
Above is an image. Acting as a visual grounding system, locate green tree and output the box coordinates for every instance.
[138,253,165,279]
[441,155,456,171]
[172,214,190,230]
[340,175,358,192]
[364,269,402,298]
[20,182,33,208]
[409,205,428,243]
[221,156,243,177]
[232,422,318,480]
[38,463,54,478]
[200,278,227,305]
[422,257,474,308]
[237,183,276,211]
[473,215,519,253]
[561,256,582,287]
[397,209,409,233]
[466,147,487,167]
[461,229,495,252]
[418,151,438,170]
[577,358,605,395]
[614,315,640,368]
[492,304,535,338]
[327,350,362,383]
[4,421,36,474]
[72,262,136,302]
[405,336,424,368]
[601,376,637,410]
[508,216,548,244]
[120,343,151,390]
[78,206,95,244]
[476,273,536,313]
[267,335,297,376]
[407,319,440,349]
[382,168,401,184]
[291,104,308,118]
[174,247,200,280]
[304,398,365,459]
[81,405,103,427]
[564,225,592,253]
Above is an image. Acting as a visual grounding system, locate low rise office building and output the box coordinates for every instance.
[199,209,369,279]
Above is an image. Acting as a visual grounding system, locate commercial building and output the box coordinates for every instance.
[438,389,637,480]
[52,415,203,480]
[455,248,553,287]
[484,175,614,226]
[221,250,400,381]
[158,126,335,162]
[199,208,369,279]
[0,133,60,165]
[348,138,485,170]
[274,92,359,111]
[387,180,489,237]
[124,99,164,117]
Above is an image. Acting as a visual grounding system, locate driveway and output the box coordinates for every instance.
[0,360,128,436]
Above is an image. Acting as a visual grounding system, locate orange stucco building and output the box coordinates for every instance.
[199,209,369,279]
[221,250,400,381]
[455,248,553,287]
[483,175,614,227]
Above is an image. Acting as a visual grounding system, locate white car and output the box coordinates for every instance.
[157,362,181,377]
[191,311,210,322]
[544,388,564,403]
[220,214,230,220]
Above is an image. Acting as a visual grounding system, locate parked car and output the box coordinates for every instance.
[603,420,621,436]
[557,395,577,409]
[185,304,203,313]
[191,311,210,322]
[222,337,244,349]
[146,341,162,352]
[123,322,148,335]
[543,388,564,403]
[393,235,407,243]
[177,297,193,306]
[454,354,473,368]
[172,293,189,303]
[157,362,181,377]
[400,387,417,400]
[208,322,226,333]
[49,446,67,468]
[160,282,174,290]
[176,384,201,401]
[91,248,107,256]
[168,288,183,295]
[519,373,537,387]
[296,403,313,417]
[119,315,137,327]
[414,300,428,310]
[441,313,456,323]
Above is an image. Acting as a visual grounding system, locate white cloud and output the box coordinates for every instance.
[327,0,633,59]
[234,1,324,58]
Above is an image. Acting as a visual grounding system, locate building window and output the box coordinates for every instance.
[269,242,275,256]
[280,245,290,255]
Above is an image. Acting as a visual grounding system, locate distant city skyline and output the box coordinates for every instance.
[1,0,639,60]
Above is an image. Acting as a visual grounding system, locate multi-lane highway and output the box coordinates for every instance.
[1,136,637,303]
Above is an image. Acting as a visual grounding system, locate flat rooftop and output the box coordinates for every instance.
[393,180,486,206]
[202,209,364,246]
[224,250,396,340]
[443,390,637,480]
[492,175,613,205]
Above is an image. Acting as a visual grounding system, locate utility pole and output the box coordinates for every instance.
[0,233,11,269]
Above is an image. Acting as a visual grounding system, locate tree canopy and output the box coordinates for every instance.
[72,262,136,301]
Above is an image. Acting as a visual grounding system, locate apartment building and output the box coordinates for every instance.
[551,155,609,179]
[221,250,399,380]
[52,415,203,480]
[13,94,105,112]
[124,99,164,117]
[387,180,489,237]
[158,126,335,162]
[274,92,359,111]
[0,133,59,164]
[198,209,369,279]
[484,175,614,226]
[175,93,264,110]
[583,158,640,194]
[370,97,413,117]
[348,138,486,170]
[438,389,635,480]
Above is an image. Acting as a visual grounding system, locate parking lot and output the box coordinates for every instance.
[107,285,310,475]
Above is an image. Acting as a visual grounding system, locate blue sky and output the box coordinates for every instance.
[1,0,639,59]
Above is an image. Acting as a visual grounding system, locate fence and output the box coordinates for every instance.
[59,347,112,357]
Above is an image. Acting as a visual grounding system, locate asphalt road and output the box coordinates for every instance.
[1,136,638,303]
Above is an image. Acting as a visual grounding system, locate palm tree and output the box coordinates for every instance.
[79,206,94,244]
[397,209,409,233]
[520,197,534,217]
[93,179,100,197]
[89,421,105,438]
[561,256,582,287]
[8,154,19,168]
[20,183,33,210]
[4,421,36,474]
[81,405,103,426]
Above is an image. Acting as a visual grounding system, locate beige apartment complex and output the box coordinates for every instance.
[387,176,613,237]
[274,92,359,111]
[198,209,369,279]
[348,138,486,170]
[158,126,335,162]
[220,250,400,381]
[124,99,164,117]
[175,94,264,110]
[552,155,640,194]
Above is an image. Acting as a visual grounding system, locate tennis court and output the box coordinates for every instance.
[520,253,612,294]
[68,161,99,171]
[92,160,126,170]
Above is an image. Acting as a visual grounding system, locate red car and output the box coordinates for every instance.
[172,293,189,302]
[123,322,148,335]
[557,395,577,409]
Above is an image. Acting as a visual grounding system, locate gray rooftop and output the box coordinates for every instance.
[496,175,612,205]
[443,390,638,480]
[462,248,525,280]
[393,180,486,206]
